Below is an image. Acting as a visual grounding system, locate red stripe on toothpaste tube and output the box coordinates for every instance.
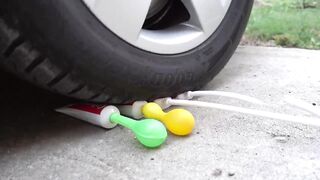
[56,104,119,129]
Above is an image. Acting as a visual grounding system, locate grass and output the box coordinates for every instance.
[245,0,320,49]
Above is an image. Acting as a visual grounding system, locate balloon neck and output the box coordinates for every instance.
[153,111,166,122]
[110,113,136,129]
[142,103,167,122]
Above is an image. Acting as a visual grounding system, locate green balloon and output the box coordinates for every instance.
[110,113,167,148]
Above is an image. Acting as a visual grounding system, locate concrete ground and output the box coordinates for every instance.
[1,46,320,180]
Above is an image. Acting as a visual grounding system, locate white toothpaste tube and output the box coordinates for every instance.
[56,104,119,129]
[116,101,148,119]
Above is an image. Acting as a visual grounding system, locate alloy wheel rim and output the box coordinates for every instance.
[83,0,232,54]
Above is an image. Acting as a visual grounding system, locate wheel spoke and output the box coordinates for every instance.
[181,0,231,33]
[84,0,152,41]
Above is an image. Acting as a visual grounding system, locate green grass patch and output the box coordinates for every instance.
[245,0,320,49]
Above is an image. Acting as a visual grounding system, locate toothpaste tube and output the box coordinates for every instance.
[116,101,148,119]
[56,104,119,129]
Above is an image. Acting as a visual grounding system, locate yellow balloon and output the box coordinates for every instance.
[142,103,195,136]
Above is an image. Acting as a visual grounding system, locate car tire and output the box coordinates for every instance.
[0,0,253,103]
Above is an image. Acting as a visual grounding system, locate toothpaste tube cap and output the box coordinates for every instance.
[117,101,147,119]
[100,106,120,129]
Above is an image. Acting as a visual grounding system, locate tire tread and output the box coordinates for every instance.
[0,18,118,103]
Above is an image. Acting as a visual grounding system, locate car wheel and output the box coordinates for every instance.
[0,0,253,103]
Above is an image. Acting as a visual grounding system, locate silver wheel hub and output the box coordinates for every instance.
[83,0,232,54]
